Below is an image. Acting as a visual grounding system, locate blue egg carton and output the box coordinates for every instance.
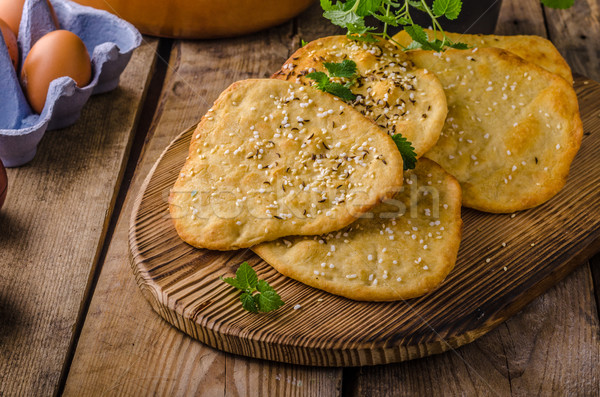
[0,0,141,167]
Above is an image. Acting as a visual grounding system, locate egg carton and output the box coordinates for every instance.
[0,0,141,167]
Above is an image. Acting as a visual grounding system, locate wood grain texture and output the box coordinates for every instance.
[0,40,158,396]
[64,22,342,396]
[495,0,546,36]
[351,1,600,393]
[544,0,600,82]
[129,75,600,367]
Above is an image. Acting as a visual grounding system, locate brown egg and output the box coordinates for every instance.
[0,158,7,210]
[0,0,60,37]
[0,18,18,69]
[21,29,92,114]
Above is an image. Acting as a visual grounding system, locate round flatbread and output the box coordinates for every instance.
[392,30,573,84]
[253,159,462,301]
[402,47,582,213]
[273,35,448,158]
[169,79,405,250]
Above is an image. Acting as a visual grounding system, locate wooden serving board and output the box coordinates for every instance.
[129,76,600,367]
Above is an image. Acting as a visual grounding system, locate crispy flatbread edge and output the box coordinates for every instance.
[253,159,463,301]
[169,79,405,251]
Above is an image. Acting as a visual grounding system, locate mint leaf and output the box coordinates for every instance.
[391,134,417,170]
[404,25,430,47]
[320,0,335,10]
[255,280,285,312]
[371,12,399,26]
[235,262,258,290]
[540,0,574,9]
[355,0,384,16]
[323,9,363,28]
[324,59,357,78]
[407,1,427,12]
[240,292,258,312]
[433,0,462,20]
[324,83,357,101]
[221,276,244,290]
[301,39,308,47]
[221,262,284,313]
[307,61,358,101]
[447,41,469,49]
[307,71,330,90]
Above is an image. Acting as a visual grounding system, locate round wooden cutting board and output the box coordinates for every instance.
[129,77,600,367]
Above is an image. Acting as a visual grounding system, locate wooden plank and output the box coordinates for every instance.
[0,39,158,396]
[544,0,600,82]
[129,76,600,365]
[351,0,600,392]
[63,18,342,396]
[495,0,547,36]
[544,0,600,332]
[348,263,600,396]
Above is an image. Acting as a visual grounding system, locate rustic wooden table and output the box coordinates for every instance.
[1,0,599,395]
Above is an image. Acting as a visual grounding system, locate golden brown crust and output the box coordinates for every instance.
[392,30,573,84]
[402,47,582,213]
[169,79,405,250]
[273,35,448,158]
[253,159,463,301]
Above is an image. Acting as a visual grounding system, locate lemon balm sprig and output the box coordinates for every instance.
[221,262,284,313]
[321,0,469,51]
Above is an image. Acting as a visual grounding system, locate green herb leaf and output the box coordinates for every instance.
[235,262,258,290]
[307,61,358,101]
[323,9,364,28]
[301,39,308,47]
[432,0,462,20]
[255,280,285,312]
[407,1,427,12]
[320,0,466,52]
[221,276,245,290]
[324,83,357,101]
[320,0,335,10]
[391,134,417,170]
[355,0,384,16]
[540,0,574,9]
[324,59,357,78]
[222,262,284,313]
[240,292,258,312]
[447,41,469,49]
[404,25,430,47]
[371,11,399,26]
[306,71,330,90]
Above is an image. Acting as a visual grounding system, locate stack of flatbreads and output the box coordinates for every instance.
[169,31,582,301]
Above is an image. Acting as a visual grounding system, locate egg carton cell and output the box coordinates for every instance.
[0,0,141,167]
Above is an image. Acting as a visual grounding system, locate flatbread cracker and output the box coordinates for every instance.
[273,36,447,157]
[392,30,573,84]
[169,79,405,250]
[253,158,462,301]
[403,48,582,213]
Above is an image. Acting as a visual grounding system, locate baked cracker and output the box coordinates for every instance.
[273,36,448,158]
[253,158,462,301]
[169,79,404,250]
[392,30,573,84]
[403,48,582,213]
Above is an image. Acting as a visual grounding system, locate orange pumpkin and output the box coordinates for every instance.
[73,0,315,38]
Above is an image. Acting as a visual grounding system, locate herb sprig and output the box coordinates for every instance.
[320,0,468,51]
[392,134,417,170]
[321,0,574,52]
[307,59,359,101]
[540,0,574,9]
[221,262,284,313]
